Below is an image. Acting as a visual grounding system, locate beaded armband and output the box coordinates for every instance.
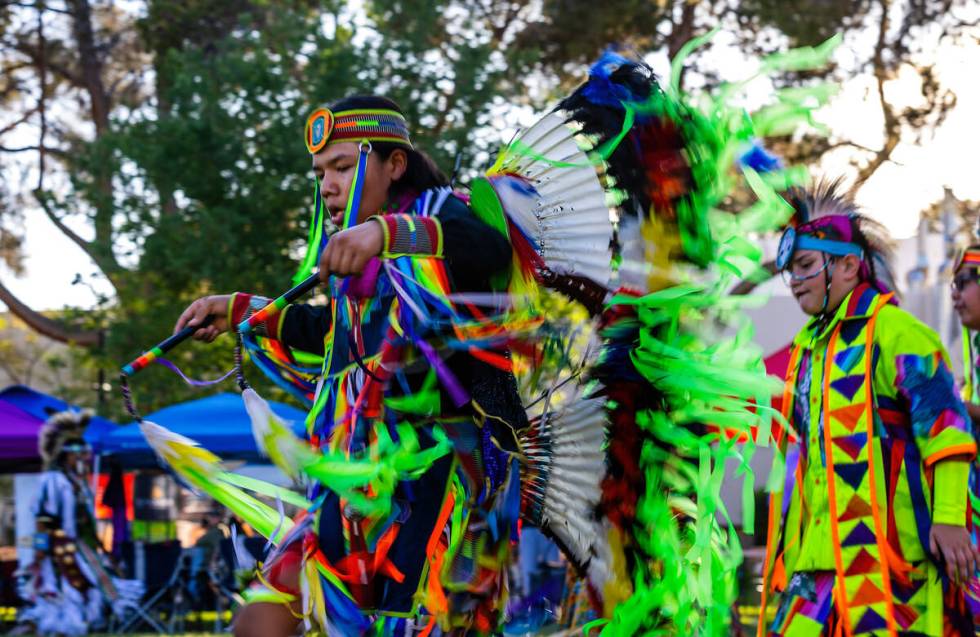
[370,214,443,258]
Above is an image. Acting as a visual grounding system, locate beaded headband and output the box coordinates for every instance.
[955,246,980,272]
[304,108,413,154]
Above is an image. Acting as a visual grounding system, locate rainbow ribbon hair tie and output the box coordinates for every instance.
[304,108,413,154]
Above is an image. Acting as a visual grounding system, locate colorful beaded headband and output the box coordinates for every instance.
[304,108,413,154]
[955,246,980,272]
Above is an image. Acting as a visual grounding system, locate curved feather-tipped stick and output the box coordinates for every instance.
[122,272,322,377]
[121,315,214,376]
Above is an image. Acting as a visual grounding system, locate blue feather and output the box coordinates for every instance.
[581,48,642,108]
[738,141,782,173]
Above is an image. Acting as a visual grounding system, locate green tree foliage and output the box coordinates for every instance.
[0,0,543,415]
[0,0,977,414]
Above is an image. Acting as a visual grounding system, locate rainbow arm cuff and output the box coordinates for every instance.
[370,214,443,258]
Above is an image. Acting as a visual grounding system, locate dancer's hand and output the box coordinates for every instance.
[930,523,980,582]
[318,220,384,282]
[174,295,231,342]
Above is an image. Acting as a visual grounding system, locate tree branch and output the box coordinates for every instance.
[34,191,122,289]
[852,0,900,193]
[731,260,776,296]
[36,0,48,191]
[0,278,101,346]
[67,0,110,133]
[34,191,91,256]
[0,107,39,137]
[667,0,698,61]
[0,1,73,14]
[9,40,84,86]
[0,144,65,156]
[823,140,884,155]
[0,144,51,153]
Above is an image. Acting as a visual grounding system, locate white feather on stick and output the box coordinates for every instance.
[242,387,314,481]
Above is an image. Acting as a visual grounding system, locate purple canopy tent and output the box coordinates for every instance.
[0,398,47,467]
[0,385,118,472]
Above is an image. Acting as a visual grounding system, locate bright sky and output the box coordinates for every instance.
[822,42,980,237]
[2,23,979,312]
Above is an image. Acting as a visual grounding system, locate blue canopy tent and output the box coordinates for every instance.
[99,392,308,468]
[0,385,120,471]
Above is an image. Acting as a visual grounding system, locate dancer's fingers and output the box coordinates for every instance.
[319,243,335,280]
[329,246,346,276]
[947,545,964,582]
[175,299,205,334]
[959,546,974,582]
[951,547,965,582]
[352,253,371,275]
[339,253,357,276]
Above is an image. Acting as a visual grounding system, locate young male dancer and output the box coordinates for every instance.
[176,95,527,636]
[760,181,979,636]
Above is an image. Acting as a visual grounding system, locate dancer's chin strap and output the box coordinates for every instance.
[964,326,975,404]
[813,254,837,331]
[819,255,835,314]
[341,140,372,231]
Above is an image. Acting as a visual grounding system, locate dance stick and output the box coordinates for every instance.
[121,315,214,376]
[237,271,321,335]
[122,271,321,376]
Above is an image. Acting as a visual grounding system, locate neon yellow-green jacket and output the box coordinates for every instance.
[760,283,975,635]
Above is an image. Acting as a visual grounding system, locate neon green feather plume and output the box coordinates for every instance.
[138,420,302,543]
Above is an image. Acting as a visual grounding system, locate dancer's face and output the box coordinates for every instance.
[313,142,408,227]
[787,249,861,316]
[63,450,90,476]
[952,267,980,330]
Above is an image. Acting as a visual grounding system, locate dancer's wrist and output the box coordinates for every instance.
[933,459,969,526]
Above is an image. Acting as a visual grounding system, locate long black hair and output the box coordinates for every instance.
[326,95,449,200]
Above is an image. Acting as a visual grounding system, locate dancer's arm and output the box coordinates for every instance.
[879,311,978,581]
[173,198,509,344]
[880,310,976,467]
[313,195,509,287]
[367,195,511,288]
[437,196,512,289]
[174,294,331,355]
[930,458,978,582]
[966,402,980,428]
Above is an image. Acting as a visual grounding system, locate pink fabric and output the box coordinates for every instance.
[347,257,382,299]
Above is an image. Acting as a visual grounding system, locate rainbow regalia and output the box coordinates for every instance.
[759,282,977,636]
[132,33,844,636]
[953,245,980,635]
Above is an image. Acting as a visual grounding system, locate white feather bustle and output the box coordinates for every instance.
[492,112,616,287]
[519,396,614,600]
